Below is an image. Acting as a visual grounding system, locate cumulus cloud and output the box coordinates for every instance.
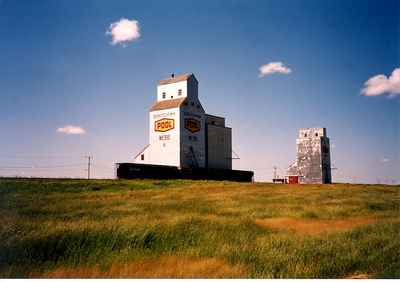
[57,125,86,135]
[380,157,390,163]
[259,62,292,77]
[361,68,400,97]
[106,18,140,45]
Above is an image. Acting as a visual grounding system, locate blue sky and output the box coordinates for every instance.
[0,0,399,183]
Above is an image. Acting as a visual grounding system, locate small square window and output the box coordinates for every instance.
[141,154,144,160]
[162,92,166,99]
[171,96,174,99]
[315,133,318,137]
[178,89,182,96]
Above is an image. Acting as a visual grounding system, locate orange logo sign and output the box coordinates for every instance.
[155,118,174,132]
[184,118,201,133]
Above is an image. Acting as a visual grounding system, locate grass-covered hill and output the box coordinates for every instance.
[0,178,399,278]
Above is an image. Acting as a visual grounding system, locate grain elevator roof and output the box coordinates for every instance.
[150,97,187,112]
[158,73,197,85]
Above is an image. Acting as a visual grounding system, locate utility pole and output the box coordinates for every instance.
[86,155,92,179]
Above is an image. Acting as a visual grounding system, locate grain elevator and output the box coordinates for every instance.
[116,73,252,181]
[287,128,332,184]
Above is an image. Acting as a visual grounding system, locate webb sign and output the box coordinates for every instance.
[155,118,174,132]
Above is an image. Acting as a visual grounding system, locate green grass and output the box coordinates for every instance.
[0,178,399,278]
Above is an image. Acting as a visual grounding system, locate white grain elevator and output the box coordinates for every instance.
[134,73,232,170]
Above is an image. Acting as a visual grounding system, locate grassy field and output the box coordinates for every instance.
[0,178,399,278]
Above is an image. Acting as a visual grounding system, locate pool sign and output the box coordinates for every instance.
[155,118,174,132]
[184,118,201,133]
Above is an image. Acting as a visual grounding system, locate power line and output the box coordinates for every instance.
[0,154,118,179]
[0,164,86,169]
[0,155,119,179]
[0,154,83,159]
[85,156,92,179]
[92,164,113,169]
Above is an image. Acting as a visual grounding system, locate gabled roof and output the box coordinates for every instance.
[158,73,197,85]
[150,97,187,112]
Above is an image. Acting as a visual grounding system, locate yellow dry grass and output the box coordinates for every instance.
[3,179,399,278]
[345,273,373,279]
[37,255,247,278]
[255,216,378,235]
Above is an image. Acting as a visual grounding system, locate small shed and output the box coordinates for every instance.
[287,175,299,184]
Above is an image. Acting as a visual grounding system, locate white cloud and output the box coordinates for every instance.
[361,68,400,97]
[259,62,292,77]
[380,157,390,163]
[106,18,140,45]
[57,125,86,135]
